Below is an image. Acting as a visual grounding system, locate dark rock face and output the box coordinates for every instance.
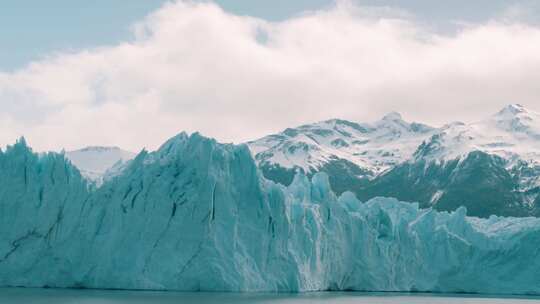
[258,151,540,218]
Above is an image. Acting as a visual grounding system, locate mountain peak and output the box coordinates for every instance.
[77,146,122,153]
[381,111,403,121]
[490,104,540,133]
[496,104,529,117]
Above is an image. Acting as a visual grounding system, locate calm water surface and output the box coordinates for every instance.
[1,288,540,304]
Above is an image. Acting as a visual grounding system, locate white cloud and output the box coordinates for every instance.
[1,1,540,152]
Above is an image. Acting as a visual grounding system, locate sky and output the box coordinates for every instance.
[1,1,540,151]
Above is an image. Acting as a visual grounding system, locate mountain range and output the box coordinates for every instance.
[64,104,540,218]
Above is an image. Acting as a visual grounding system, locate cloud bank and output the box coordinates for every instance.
[1,1,540,151]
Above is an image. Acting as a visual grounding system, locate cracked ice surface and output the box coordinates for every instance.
[1,134,540,294]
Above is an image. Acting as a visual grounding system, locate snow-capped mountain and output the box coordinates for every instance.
[250,112,435,175]
[66,146,136,184]
[248,112,435,192]
[416,104,540,164]
[248,104,540,217]
[416,105,540,188]
[398,104,540,215]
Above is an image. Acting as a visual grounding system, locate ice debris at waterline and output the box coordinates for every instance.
[1,134,540,294]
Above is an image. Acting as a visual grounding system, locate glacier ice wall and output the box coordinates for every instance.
[1,134,540,294]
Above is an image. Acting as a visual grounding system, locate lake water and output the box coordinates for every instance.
[2,288,540,304]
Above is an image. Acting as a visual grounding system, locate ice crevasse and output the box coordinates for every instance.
[0,133,540,294]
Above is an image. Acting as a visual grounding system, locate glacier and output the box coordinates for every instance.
[1,133,540,294]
